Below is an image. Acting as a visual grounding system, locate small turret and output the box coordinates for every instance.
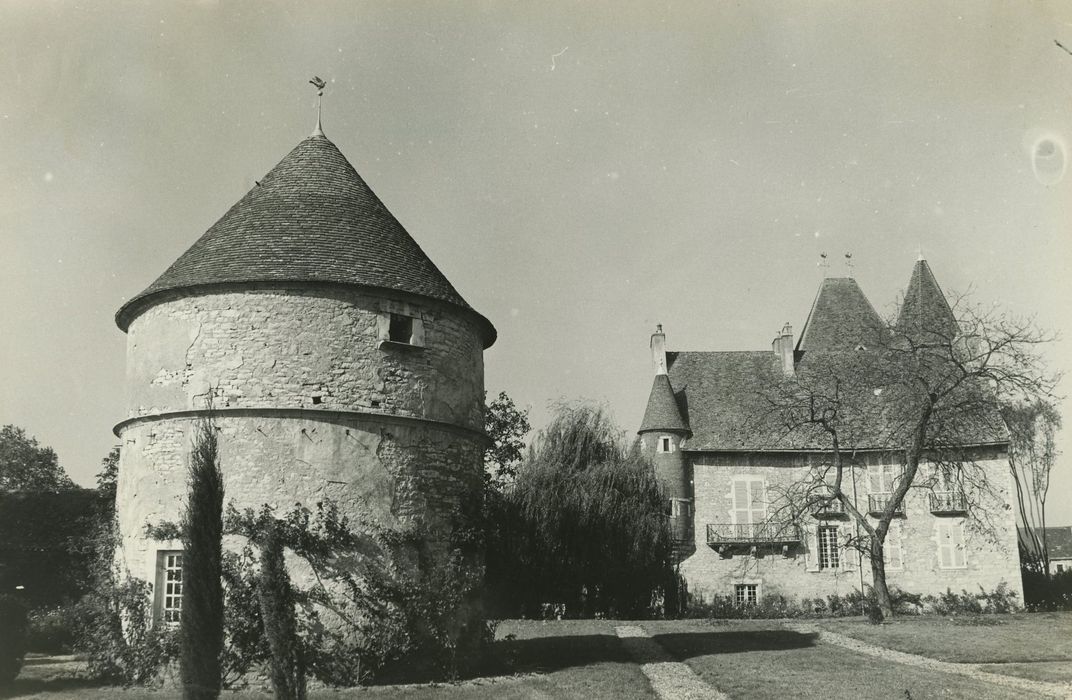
[638,324,693,555]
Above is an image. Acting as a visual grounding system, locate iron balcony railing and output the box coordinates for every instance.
[706,522,802,545]
[929,491,968,514]
[867,493,905,516]
[813,499,847,518]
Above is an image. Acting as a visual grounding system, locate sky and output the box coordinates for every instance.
[2,1,1071,520]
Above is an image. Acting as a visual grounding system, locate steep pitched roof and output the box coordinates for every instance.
[897,259,958,339]
[116,135,494,345]
[795,277,887,353]
[664,351,784,450]
[639,374,689,433]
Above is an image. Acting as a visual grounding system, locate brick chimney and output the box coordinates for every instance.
[651,324,668,375]
[772,322,795,376]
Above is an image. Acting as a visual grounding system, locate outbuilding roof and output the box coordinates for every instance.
[116,134,494,345]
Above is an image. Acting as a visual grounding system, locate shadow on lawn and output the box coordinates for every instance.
[483,628,819,677]
[0,676,108,700]
[652,629,820,660]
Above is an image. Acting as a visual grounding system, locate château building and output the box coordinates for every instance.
[638,260,1022,605]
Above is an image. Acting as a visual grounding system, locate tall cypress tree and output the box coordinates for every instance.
[180,418,225,699]
[257,521,306,700]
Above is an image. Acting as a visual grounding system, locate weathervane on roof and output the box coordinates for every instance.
[845,252,854,274]
[309,76,327,137]
[818,251,829,270]
[916,243,924,261]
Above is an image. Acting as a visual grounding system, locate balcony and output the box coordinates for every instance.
[929,491,968,515]
[812,499,847,519]
[867,493,905,516]
[706,522,802,546]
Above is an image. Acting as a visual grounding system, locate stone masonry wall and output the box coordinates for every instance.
[124,288,485,432]
[681,452,1024,604]
[116,414,484,599]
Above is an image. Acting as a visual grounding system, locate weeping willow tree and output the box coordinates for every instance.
[485,403,674,618]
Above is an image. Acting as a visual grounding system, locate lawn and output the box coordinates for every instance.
[818,611,1072,664]
[6,615,1070,699]
[641,619,1025,700]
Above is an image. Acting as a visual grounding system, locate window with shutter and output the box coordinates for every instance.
[937,521,966,569]
[732,478,766,536]
[884,523,903,570]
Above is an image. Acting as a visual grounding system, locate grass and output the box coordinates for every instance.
[818,611,1072,663]
[7,615,1071,699]
[642,619,1025,700]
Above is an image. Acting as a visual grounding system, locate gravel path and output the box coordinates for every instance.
[785,622,1072,699]
[614,625,729,700]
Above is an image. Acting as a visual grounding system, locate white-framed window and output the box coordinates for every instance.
[883,523,903,570]
[734,583,758,606]
[731,478,766,535]
[155,551,184,624]
[657,436,674,453]
[937,520,967,569]
[818,526,840,570]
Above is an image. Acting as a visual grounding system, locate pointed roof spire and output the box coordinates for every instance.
[309,76,327,137]
[795,277,887,353]
[897,258,957,339]
[639,374,689,433]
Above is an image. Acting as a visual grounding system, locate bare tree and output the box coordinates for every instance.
[760,297,1057,619]
[1004,400,1061,573]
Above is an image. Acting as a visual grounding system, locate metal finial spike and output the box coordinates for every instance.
[309,76,327,136]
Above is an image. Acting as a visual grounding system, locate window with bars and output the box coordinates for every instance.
[735,583,758,606]
[818,526,840,570]
[156,551,184,624]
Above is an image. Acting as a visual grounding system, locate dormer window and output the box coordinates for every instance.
[658,436,673,453]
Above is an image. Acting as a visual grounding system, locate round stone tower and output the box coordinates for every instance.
[113,124,495,637]
[638,325,694,558]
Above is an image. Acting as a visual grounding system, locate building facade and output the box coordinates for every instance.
[114,124,495,636]
[639,261,1023,604]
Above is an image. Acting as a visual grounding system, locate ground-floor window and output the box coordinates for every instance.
[1058,564,1066,573]
[818,526,840,570]
[155,551,184,624]
[735,583,758,606]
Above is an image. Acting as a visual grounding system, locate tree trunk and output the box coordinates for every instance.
[870,539,893,620]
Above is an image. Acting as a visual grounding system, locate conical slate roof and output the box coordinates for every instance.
[896,259,957,339]
[116,134,494,345]
[639,374,689,433]
[795,277,887,353]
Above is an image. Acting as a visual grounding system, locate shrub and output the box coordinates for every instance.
[0,595,29,686]
[683,586,925,620]
[26,606,78,654]
[1022,567,1072,611]
[922,583,1018,615]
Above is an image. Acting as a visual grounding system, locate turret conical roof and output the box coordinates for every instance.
[896,259,957,339]
[116,134,494,345]
[639,374,689,433]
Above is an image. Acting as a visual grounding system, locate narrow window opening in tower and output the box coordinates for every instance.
[389,314,414,343]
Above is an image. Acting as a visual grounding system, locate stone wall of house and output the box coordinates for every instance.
[680,451,1024,605]
[123,287,485,431]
